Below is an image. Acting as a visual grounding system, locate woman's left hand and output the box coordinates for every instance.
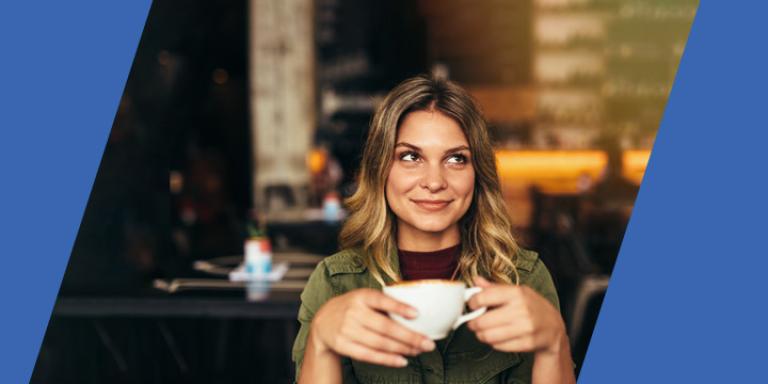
[467,277,567,356]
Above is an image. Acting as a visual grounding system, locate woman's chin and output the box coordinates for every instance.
[409,222,453,235]
[397,214,461,238]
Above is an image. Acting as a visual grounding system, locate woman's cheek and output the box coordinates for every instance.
[452,169,475,195]
[392,170,420,193]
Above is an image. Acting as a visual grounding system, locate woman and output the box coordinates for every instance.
[293,76,575,383]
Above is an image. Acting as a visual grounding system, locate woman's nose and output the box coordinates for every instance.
[419,164,447,192]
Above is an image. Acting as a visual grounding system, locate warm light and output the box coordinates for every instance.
[495,149,649,194]
[212,68,229,85]
[496,150,607,194]
[623,149,651,185]
[307,149,327,174]
[169,170,184,194]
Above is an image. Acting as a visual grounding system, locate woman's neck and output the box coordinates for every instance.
[396,223,460,252]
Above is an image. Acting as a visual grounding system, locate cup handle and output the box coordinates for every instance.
[452,287,486,330]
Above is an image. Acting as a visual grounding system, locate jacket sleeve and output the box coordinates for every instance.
[291,260,361,383]
[522,255,578,374]
[292,260,334,375]
[524,256,560,312]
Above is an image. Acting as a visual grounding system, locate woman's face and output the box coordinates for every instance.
[386,109,475,245]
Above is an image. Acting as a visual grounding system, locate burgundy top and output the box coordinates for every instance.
[398,244,461,281]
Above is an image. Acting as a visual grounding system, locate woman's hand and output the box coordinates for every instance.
[467,277,567,356]
[467,277,576,384]
[309,288,436,367]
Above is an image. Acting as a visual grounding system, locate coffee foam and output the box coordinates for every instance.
[386,279,464,287]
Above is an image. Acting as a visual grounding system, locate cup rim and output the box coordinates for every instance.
[385,279,464,288]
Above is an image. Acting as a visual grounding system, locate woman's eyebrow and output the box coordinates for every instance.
[444,145,470,154]
[394,142,470,154]
[394,142,421,151]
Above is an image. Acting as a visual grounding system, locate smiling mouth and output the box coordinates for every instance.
[411,199,452,211]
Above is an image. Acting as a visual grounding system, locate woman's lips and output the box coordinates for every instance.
[411,199,452,211]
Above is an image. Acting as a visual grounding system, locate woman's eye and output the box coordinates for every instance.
[399,152,420,162]
[446,154,467,164]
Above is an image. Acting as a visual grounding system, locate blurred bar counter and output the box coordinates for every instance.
[496,149,649,228]
[53,292,301,319]
[54,251,323,319]
[496,149,649,194]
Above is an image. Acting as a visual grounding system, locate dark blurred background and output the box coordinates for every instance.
[33,0,696,382]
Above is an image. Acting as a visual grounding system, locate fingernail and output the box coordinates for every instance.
[421,339,436,351]
[397,357,408,367]
[407,308,419,318]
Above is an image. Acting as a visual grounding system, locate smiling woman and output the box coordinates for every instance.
[292,76,576,384]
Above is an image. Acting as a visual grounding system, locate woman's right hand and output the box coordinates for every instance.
[308,288,436,367]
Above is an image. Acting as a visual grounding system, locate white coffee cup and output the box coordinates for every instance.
[383,279,486,340]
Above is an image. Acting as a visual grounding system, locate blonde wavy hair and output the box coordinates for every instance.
[339,75,520,286]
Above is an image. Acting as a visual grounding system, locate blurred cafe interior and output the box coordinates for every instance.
[33,0,696,382]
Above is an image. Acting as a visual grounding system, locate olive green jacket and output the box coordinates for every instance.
[292,247,560,384]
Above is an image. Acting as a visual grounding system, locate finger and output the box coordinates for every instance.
[363,291,419,319]
[338,340,409,367]
[475,325,528,345]
[468,285,521,310]
[491,337,537,353]
[358,311,435,352]
[473,276,493,288]
[468,305,527,332]
[347,324,422,356]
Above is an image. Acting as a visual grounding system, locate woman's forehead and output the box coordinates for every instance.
[396,110,468,146]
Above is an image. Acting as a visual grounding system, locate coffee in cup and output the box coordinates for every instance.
[383,279,485,340]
